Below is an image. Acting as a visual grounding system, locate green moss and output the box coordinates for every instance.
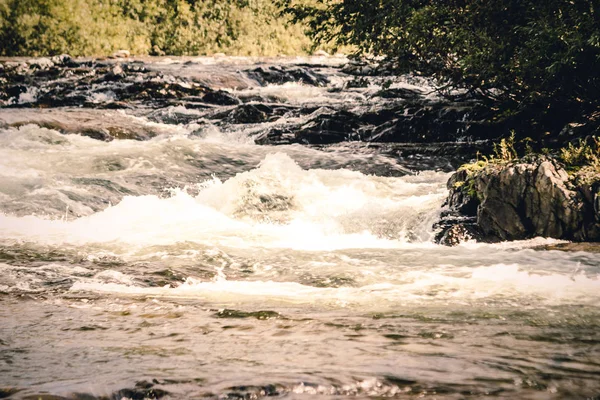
[452,180,465,189]
[457,135,600,199]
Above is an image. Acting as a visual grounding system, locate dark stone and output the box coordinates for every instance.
[214,309,282,320]
[0,388,20,399]
[112,387,169,400]
[367,105,497,143]
[533,242,600,252]
[219,103,274,124]
[436,219,486,246]
[446,169,479,216]
[248,65,329,86]
[295,110,365,144]
[374,87,422,100]
[340,61,379,76]
[254,109,366,145]
[4,85,28,101]
[254,127,296,145]
[79,128,114,142]
[225,384,282,398]
[102,64,126,81]
[202,90,241,106]
[50,54,73,66]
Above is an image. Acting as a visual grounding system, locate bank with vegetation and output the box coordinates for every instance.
[283,0,600,243]
[285,0,600,146]
[0,0,315,56]
[436,136,600,244]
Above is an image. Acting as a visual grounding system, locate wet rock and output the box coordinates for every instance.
[434,212,484,246]
[225,384,282,399]
[226,103,271,123]
[437,156,600,243]
[201,90,241,106]
[0,57,244,109]
[115,80,202,101]
[50,54,73,66]
[79,128,114,142]
[368,104,498,143]
[374,87,422,100]
[113,49,131,58]
[213,103,293,124]
[248,65,329,86]
[112,386,169,400]
[253,126,295,145]
[340,60,379,76]
[27,58,54,69]
[295,110,365,144]
[3,84,28,102]
[103,64,125,81]
[214,309,283,320]
[533,242,600,252]
[0,387,20,398]
[255,108,368,145]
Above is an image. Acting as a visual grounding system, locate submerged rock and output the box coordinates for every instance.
[437,156,600,244]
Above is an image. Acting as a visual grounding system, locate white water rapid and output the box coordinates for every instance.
[0,56,599,400]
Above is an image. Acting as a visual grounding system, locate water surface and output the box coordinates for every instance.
[0,56,599,400]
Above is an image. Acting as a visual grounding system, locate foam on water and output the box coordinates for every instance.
[68,262,600,307]
[0,153,447,250]
[3,57,600,400]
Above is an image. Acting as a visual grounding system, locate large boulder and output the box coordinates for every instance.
[437,157,600,244]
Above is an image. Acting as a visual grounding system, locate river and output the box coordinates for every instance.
[0,55,599,399]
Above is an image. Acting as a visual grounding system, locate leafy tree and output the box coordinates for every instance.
[0,0,315,56]
[282,0,600,133]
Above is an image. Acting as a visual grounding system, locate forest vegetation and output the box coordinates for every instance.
[0,0,313,56]
[283,0,600,143]
[2,0,599,143]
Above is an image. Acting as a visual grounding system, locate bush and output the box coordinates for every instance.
[560,137,600,172]
[282,0,600,115]
[0,0,314,56]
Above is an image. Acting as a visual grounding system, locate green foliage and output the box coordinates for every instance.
[492,132,518,163]
[0,0,314,56]
[457,160,487,200]
[282,0,600,113]
[560,137,600,172]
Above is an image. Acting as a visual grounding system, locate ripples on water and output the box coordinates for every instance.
[0,56,599,399]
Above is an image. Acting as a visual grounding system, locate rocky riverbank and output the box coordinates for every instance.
[0,56,499,146]
[3,56,600,245]
[436,155,600,245]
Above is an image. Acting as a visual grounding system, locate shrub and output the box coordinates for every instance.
[282,0,600,116]
[560,137,600,172]
[0,0,315,56]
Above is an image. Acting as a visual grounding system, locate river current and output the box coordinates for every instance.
[0,56,599,399]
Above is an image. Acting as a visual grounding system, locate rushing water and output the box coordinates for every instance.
[0,56,599,400]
